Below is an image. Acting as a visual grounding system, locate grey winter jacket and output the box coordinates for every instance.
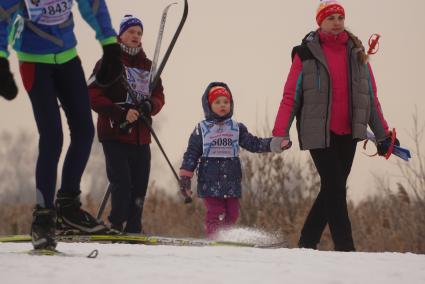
[274,31,389,150]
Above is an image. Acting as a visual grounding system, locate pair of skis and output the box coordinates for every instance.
[149,0,188,94]
[0,234,286,249]
[23,248,99,258]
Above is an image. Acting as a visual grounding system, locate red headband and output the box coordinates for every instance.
[208,86,231,105]
[316,2,345,26]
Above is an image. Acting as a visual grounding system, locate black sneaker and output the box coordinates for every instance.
[55,195,108,234]
[31,206,57,250]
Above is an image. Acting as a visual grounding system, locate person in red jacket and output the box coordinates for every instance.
[89,15,165,233]
[272,1,400,251]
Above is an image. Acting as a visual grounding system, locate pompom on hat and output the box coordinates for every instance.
[208,86,231,105]
[119,15,144,36]
[316,0,345,26]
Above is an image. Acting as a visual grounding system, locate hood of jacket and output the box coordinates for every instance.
[201,82,234,121]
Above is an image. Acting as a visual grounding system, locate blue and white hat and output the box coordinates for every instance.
[119,15,144,36]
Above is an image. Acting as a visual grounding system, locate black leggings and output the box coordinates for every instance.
[299,133,357,251]
[20,58,94,208]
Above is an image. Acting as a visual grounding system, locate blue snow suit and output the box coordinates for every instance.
[180,82,272,198]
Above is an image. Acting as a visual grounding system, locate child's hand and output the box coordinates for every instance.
[179,176,193,199]
[270,137,292,153]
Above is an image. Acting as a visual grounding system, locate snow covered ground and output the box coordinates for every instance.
[1,240,424,284]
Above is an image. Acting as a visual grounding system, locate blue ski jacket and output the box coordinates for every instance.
[180,82,272,198]
[0,0,116,64]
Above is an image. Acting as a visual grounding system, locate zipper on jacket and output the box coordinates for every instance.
[315,61,321,90]
[325,66,330,148]
[348,47,355,129]
[315,59,330,148]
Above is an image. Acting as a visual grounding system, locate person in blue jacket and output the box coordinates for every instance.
[179,82,287,238]
[0,0,122,250]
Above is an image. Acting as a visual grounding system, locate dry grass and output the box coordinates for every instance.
[0,193,423,254]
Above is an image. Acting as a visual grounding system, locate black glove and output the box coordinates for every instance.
[0,57,18,100]
[377,135,400,156]
[139,100,152,116]
[179,176,191,191]
[96,43,123,86]
[179,176,192,203]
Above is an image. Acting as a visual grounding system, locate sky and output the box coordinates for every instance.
[1,0,425,201]
[1,230,425,284]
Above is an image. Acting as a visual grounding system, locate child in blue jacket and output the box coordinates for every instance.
[179,82,286,237]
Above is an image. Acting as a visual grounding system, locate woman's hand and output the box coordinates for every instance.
[270,137,292,153]
[281,139,292,150]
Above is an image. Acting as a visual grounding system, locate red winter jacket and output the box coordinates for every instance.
[88,47,165,145]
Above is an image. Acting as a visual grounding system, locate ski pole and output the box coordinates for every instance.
[96,183,112,219]
[140,115,193,204]
[363,129,411,161]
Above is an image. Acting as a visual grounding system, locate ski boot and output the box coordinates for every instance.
[55,193,108,235]
[110,223,124,233]
[31,206,57,250]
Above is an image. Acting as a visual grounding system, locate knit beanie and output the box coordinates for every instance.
[119,15,144,36]
[208,86,231,105]
[316,1,345,26]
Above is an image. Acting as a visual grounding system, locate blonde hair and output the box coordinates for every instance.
[345,30,369,64]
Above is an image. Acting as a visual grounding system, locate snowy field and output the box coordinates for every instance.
[1,241,424,284]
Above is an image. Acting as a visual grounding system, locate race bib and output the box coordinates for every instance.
[25,0,72,26]
[124,67,150,104]
[200,119,239,158]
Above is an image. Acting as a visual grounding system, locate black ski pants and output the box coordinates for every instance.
[20,58,94,208]
[102,141,151,233]
[299,133,357,251]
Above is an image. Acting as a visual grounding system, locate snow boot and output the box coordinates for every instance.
[31,206,57,250]
[55,193,108,234]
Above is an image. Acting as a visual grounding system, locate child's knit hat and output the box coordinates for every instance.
[208,86,231,105]
[119,15,144,36]
[316,1,345,26]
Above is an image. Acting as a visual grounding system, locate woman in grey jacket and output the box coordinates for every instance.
[273,1,400,251]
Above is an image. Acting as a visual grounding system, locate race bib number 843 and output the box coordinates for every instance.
[25,0,73,26]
